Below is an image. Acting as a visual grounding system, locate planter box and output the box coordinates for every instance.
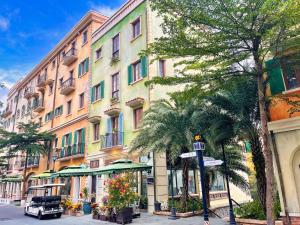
[154,210,203,218]
[99,215,108,221]
[235,218,283,225]
[92,214,99,220]
[116,207,133,224]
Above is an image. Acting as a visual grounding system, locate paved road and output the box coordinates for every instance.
[0,205,226,225]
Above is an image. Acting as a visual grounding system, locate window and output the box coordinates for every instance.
[281,54,300,90]
[49,83,53,95]
[82,30,88,45]
[168,169,196,195]
[54,138,58,148]
[16,110,20,119]
[45,111,53,122]
[112,34,120,58]
[112,73,119,100]
[78,58,89,77]
[133,107,143,129]
[133,60,142,82]
[21,105,25,118]
[79,93,84,108]
[71,41,76,49]
[67,100,72,115]
[95,47,102,60]
[94,84,101,101]
[27,100,31,113]
[159,59,166,77]
[93,123,100,141]
[54,105,63,117]
[132,17,141,39]
[210,173,225,191]
[52,59,56,69]
[59,78,64,86]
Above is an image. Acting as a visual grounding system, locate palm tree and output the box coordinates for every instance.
[199,77,267,212]
[0,122,54,198]
[130,98,196,210]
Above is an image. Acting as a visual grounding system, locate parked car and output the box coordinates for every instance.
[24,183,65,219]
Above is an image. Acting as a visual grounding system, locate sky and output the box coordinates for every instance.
[0,0,127,106]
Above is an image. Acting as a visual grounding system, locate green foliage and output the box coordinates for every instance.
[168,197,202,213]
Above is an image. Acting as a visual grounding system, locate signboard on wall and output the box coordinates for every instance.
[90,160,99,169]
[147,176,154,185]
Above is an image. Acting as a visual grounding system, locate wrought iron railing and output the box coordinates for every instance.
[72,143,85,155]
[37,73,47,85]
[100,132,124,149]
[63,48,77,58]
[60,78,75,90]
[32,98,44,109]
[21,156,40,167]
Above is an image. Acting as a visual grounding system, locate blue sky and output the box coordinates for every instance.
[0,0,126,105]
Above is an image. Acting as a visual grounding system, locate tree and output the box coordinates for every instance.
[130,97,249,211]
[199,78,267,212]
[144,1,300,223]
[130,99,195,211]
[0,122,54,199]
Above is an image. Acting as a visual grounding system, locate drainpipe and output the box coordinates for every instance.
[47,54,60,171]
[270,131,291,225]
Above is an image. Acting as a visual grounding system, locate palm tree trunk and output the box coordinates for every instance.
[204,173,210,208]
[22,149,29,199]
[255,56,275,225]
[182,158,189,210]
[251,134,267,214]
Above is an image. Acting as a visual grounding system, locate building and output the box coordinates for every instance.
[87,0,251,213]
[267,37,300,224]
[0,11,107,204]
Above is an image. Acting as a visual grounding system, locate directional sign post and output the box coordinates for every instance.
[193,134,209,225]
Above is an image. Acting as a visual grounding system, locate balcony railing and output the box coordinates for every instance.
[37,73,47,87]
[62,48,78,66]
[2,107,12,118]
[24,87,35,99]
[100,132,124,149]
[60,78,75,95]
[32,98,45,112]
[21,156,40,168]
[59,143,84,160]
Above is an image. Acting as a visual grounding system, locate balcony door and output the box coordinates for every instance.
[111,116,119,146]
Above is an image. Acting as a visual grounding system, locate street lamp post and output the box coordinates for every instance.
[193,134,209,225]
[221,142,236,225]
[169,161,177,220]
[52,152,58,195]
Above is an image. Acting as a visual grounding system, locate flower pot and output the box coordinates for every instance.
[92,214,99,220]
[154,202,161,212]
[109,214,116,222]
[82,202,92,215]
[116,207,133,224]
[99,215,107,221]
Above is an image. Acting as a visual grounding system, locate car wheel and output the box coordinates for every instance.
[24,208,28,216]
[56,213,62,218]
[38,211,43,220]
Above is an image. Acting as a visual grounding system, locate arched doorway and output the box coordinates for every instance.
[292,146,300,208]
[57,166,71,196]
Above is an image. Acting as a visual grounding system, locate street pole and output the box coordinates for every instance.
[221,142,236,225]
[169,161,177,220]
[196,149,209,225]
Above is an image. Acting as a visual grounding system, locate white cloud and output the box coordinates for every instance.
[0,17,9,31]
[89,2,119,16]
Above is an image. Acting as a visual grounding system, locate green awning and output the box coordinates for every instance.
[93,159,152,175]
[31,170,56,179]
[2,175,23,183]
[52,165,94,178]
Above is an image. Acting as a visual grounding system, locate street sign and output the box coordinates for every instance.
[204,160,223,167]
[193,142,205,151]
[180,152,197,158]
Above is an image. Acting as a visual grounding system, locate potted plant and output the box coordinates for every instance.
[81,187,92,215]
[139,196,148,209]
[91,203,99,219]
[71,202,82,216]
[105,174,139,224]
[61,197,73,215]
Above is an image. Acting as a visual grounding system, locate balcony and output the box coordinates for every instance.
[36,73,47,87]
[60,78,75,95]
[72,143,85,159]
[21,156,40,168]
[32,99,45,113]
[2,107,12,118]
[58,146,72,161]
[62,48,78,66]
[24,87,35,99]
[100,132,124,149]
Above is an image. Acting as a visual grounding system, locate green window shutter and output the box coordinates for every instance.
[128,65,133,85]
[81,128,85,154]
[78,63,82,77]
[100,81,105,99]
[73,131,78,154]
[61,135,65,158]
[91,87,95,103]
[265,58,285,95]
[141,56,148,78]
[85,58,89,73]
[61,105,63,115]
